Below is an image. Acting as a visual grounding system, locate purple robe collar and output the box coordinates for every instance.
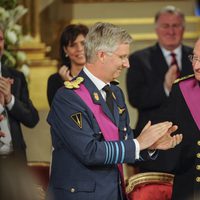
[179,78,200,130]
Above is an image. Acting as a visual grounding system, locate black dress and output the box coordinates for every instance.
[47,73,64,106]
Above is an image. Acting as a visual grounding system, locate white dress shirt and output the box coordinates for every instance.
[160,45,182,70]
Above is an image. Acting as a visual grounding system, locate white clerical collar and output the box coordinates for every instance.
[83,66,108,91]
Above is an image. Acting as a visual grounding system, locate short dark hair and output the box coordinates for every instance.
[59,24,88,68]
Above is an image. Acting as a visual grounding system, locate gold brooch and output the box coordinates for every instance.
[64,77,84,89]
[93,92,99,101]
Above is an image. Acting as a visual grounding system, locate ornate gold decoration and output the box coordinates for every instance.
[64,77,84,89]
[174,74,195,84]
[126,172,174,194]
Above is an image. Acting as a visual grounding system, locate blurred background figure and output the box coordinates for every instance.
[0,158,44,200]
[47,24,88,106]
[0,25,39,164]
[127,5,193,137]
[126,5,194,173]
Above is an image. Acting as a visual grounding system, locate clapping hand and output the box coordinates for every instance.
[164,65,178,92]
[137,121,182,151]
[0,77,14,104]
[150,125,183,150]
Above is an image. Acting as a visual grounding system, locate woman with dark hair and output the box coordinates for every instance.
[47,24,88,106]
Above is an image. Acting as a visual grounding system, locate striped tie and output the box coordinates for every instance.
[170,52,180,78]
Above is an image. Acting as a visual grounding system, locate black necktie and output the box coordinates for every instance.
[103,85,114,115]
[170,52,180,77]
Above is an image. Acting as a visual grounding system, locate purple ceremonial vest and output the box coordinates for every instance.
[179,78,200,130]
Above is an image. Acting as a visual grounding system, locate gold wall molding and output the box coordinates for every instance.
[71,16,200,41]
[71,16,200,25]
[63,0,184,3]
[131,32,200,41]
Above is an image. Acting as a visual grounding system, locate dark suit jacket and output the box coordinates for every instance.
[159,77,200,200]
[2,65,39,161]
[47,70,152,200]
[126,43,193,136]
[47,72,63,107]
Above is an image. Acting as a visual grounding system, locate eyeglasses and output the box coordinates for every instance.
[107,52,129,63]
[188,54,200,64]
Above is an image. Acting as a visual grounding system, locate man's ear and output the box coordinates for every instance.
[96,51,106,63]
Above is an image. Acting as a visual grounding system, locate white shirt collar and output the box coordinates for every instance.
[160,45,182,68]
[160,45,181,57]
[83,66,107,91]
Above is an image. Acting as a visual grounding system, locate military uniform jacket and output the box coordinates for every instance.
[159,76,200,200]
[47,70,151,200]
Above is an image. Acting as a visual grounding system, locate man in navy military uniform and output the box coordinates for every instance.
[47,22,182,200]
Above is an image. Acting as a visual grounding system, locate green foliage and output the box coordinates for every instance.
[0,0,17,9]
[0,4,27,69]
[0,1,29,80]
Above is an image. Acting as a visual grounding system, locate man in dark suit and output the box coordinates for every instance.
[47,22,182,200]
[126,6,193,172]
[0,27,39,162]
[159,38,200,200]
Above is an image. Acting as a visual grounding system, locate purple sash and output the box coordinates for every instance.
[75,84,119,141]
[179,78,200,130]
[75,84,127,198]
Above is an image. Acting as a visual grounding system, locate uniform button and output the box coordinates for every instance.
[196,165,200,170]
[123,127,127,131]
[197,141,200,146]
[196,177,200,182]
[197,153,200,158]
[70,188,75,193]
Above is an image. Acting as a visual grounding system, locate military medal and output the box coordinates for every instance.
[93,92,99,101]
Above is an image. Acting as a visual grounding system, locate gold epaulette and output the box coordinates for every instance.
[110,79,120,85]
[173,74,195,84]
[64,77,84,89]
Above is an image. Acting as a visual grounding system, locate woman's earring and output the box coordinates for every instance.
[65,53,68,57]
